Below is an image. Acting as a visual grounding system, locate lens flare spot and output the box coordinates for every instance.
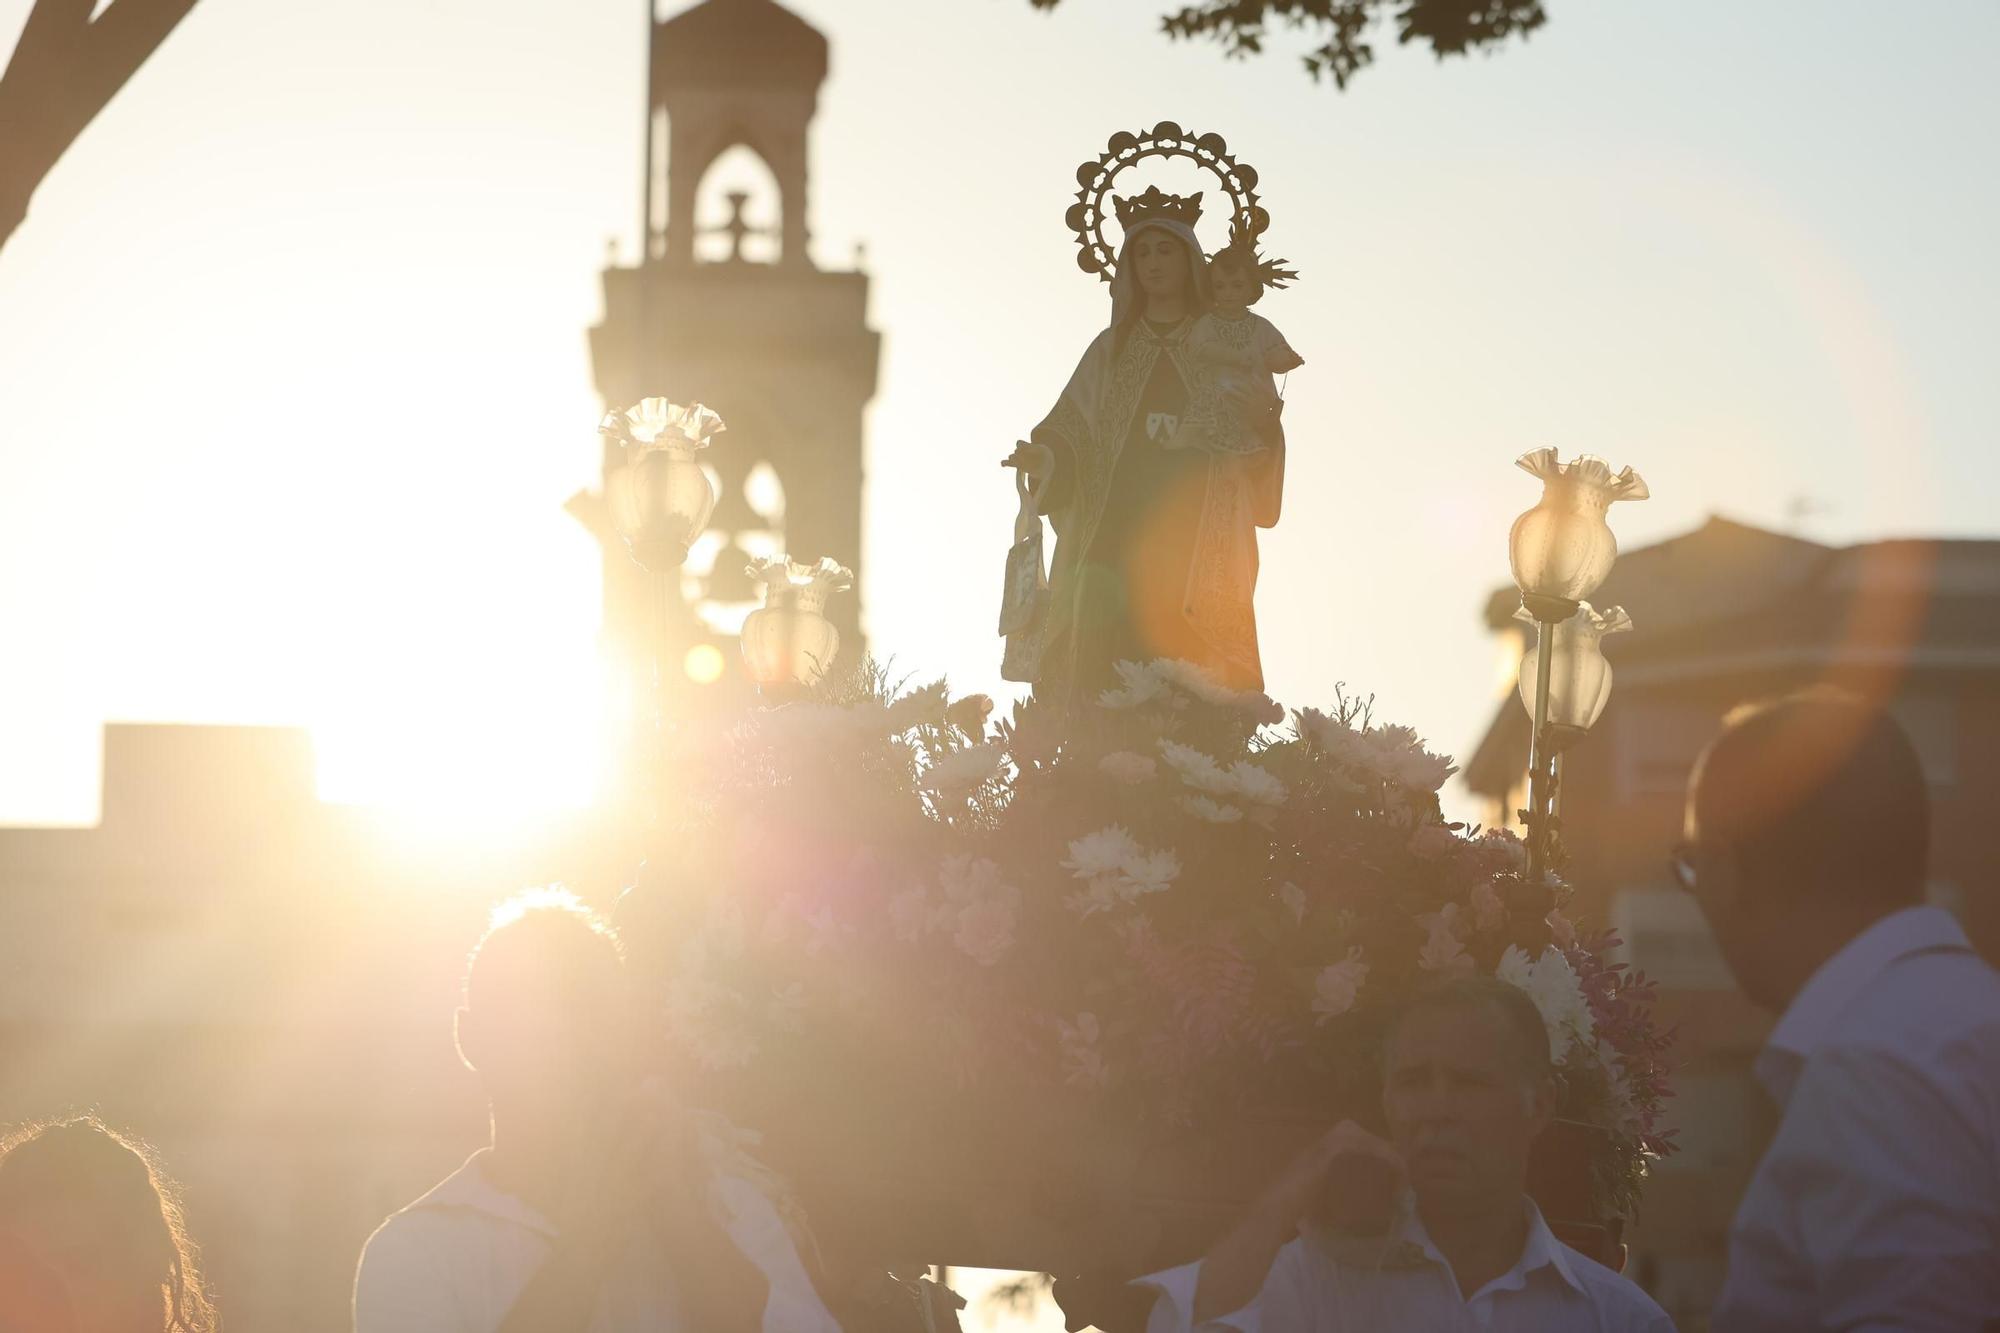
[684,643,727,685]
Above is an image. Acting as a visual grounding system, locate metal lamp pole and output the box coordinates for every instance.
[1520,592,1577,887]
[1507,448,1650,886]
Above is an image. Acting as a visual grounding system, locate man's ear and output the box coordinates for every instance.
[454,1006,480,1074]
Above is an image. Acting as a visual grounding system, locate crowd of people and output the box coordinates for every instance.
[1,687,1994,1332]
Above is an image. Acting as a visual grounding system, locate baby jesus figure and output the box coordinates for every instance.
[1182,231,1302,456]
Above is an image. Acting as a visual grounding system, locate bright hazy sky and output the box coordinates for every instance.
[2,0,1996,829]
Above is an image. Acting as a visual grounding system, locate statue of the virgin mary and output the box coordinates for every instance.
[1002,177,1290,704]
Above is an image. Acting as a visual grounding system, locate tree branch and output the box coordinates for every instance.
[0,0,200,254]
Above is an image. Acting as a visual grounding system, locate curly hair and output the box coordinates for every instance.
[0,1115,217,1332]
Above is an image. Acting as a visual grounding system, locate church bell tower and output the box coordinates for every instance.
[581,0,878,717]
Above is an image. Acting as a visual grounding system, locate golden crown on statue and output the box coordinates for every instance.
[1065,120,1278,283]
[1112,184,1204,231]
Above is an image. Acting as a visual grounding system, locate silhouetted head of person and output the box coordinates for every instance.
[1682,688,1930,1011]
[1207,244,1263,311]
[1379,978,1555,1219]
[0,1116,215,1333]
[455,887,633,1123]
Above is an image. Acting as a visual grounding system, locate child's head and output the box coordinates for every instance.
[0,1116,215,1332]
[1208,245,1262,310]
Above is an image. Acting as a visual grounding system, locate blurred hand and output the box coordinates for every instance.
[1193,1120,1405,1324]
[1263,1120,1405,1233]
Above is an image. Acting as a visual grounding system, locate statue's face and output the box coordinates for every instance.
[1128,231,1188,302]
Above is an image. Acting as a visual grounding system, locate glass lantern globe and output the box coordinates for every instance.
[600,398,725,573]
[1517,603,1633,743]
[740,557,853,690]
[1508,449,1649,620]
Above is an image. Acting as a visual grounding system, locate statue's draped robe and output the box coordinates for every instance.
[1028,313,1284,702]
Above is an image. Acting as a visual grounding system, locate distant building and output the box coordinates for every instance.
[1463,515,2000,1327]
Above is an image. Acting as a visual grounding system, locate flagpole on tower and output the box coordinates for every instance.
[641,0,655,258]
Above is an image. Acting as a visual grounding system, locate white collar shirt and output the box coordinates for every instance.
[1714,904,2000,1332]
[1136,1192,1673,1333]
[352,1148,840,1333]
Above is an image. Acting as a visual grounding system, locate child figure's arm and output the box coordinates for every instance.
[1254,314,1304,374]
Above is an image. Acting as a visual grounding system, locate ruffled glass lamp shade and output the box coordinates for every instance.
[601,398,725,573]
[740,557,853,689]
[1508,449,1649,619]
[1517,603,1633,741]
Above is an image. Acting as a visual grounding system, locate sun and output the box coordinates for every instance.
[310,669,610,829]
[305,520,615,829]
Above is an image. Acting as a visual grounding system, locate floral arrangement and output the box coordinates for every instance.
[633,658,1674,1219]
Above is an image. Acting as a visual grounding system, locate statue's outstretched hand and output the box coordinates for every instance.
[1001,441,1055,482]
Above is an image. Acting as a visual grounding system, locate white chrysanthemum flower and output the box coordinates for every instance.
[1099,750,1158,784]
[1496,945,1597,1065]
[1153,660,1286,723]
[939,854,1005,900]
[1184,795,1244,824]
[1527,950,1596,1062]
[801,904,854,958]
[884,681,950,733]
[1388,746,1459,793]
[1312,947,1369,1022]
[1063,826,1142,880]
[952,893,1018,966]
[1495,942,1537,990]
[1159,740,1233,795]
[1099,660,1169,709]
[1418,902,1465,939]
[1417,914,1472,975]
[1297,707,1374,770]
[1474,827,1530,873]
[920,742,1006,794]
[1119,848,1182,897]
[1359,725,1458,792]
[1225,761,1288,807]
[1064,881,1122,918]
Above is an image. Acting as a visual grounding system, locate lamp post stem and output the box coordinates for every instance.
[648,566,674,827]
[1525,617,1556,885]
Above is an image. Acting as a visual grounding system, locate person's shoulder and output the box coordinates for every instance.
[1559,1243,1672,1324]
[357,1202,464,1281]
[1879,941,2000,1015]
[1826,947,2000,1065]
[357,1154,525,1274]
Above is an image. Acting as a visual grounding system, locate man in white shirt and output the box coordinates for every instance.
[1137,977,1673,1332]
[352,887,840,1333]
[1675,688,2000,1331]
